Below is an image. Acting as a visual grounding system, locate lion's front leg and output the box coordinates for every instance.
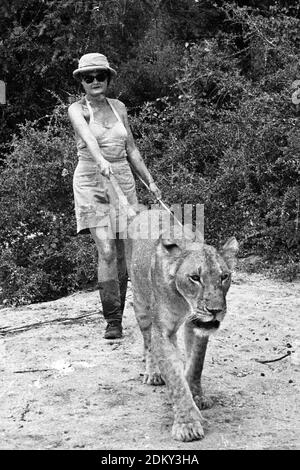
[184,322,214,410]
[132,291,164,385]
[152,324,205,442]
[142,326,165,385]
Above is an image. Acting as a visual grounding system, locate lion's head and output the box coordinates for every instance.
[152,233,239,333]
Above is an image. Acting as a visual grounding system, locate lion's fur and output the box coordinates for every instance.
[126,209,239,442]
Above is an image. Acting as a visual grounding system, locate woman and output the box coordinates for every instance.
[68,53,161,339]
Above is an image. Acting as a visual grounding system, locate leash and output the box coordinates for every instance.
[132,171,184,228]
[109,168,184,229]
[132,171,204,242]
[109,174,136,218]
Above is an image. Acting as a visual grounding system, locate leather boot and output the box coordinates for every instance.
[116,236,128,315]
[104,321,122,339]
[98,280,123,339]
[118,270,128,314]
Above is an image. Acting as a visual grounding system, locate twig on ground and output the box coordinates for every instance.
[255,351,291,364]
[20,402,30,421]
[13,368,51,374]
[0,311,99,337]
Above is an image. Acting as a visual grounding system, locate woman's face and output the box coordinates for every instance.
[80,69,109,97]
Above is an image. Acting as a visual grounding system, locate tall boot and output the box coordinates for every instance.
[116,235,128,315]
[119,271,128,314]
[98,280,123,339]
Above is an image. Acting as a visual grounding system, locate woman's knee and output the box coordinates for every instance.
[96,240,116,263]
[101,243,116,263]
[90,227,116,264]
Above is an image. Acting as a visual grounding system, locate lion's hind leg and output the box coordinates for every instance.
[133,292,164,386]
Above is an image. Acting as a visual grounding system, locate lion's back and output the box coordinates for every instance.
[127,210,157,298]
[129,209,174,302]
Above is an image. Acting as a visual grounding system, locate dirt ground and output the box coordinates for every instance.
[0,269,299,450]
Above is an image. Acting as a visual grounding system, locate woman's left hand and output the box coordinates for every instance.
[149,182,162,200]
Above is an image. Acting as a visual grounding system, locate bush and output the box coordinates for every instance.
[0,102,98,305]
[130,34,300,268]
[1,3,299,306]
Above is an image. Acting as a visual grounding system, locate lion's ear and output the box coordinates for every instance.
[220,237,239,270]
[160,237,184,257]
[158,222,187,256]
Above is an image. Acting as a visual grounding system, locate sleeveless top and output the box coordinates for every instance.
[72,96,138,234]
[75,97,128,163]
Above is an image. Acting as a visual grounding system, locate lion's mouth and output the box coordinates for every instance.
[191,318,220,330]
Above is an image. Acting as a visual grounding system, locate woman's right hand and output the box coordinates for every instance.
[99,159,113,178]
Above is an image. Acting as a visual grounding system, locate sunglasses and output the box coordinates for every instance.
[81,72,109,84]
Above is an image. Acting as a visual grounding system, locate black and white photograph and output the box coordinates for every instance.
[0,0,299,453]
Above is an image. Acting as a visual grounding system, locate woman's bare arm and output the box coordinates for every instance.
[68,102,112,177]
[116,101,161,199]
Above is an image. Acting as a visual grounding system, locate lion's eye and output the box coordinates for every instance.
[190,274,201,283]
[221,273,230,282]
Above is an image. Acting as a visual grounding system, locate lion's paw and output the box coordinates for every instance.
[172,420,204,442]
[143,372,165,386]
[193,394,214,410]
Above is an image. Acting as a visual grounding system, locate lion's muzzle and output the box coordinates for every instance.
[205,307,226,322]
[191,318,221,331]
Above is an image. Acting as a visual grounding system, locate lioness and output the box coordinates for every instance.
[127,209,238,442]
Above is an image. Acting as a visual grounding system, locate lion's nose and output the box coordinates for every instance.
[206,308,224,318]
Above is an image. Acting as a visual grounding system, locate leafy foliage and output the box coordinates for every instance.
[0,103,97,305]
[0,0,299,305]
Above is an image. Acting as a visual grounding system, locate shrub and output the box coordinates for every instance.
[130,37,300,267]
[1,4,299,306]
[0,102,97,305]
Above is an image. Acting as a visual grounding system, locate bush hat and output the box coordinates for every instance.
[73,53,117,77]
